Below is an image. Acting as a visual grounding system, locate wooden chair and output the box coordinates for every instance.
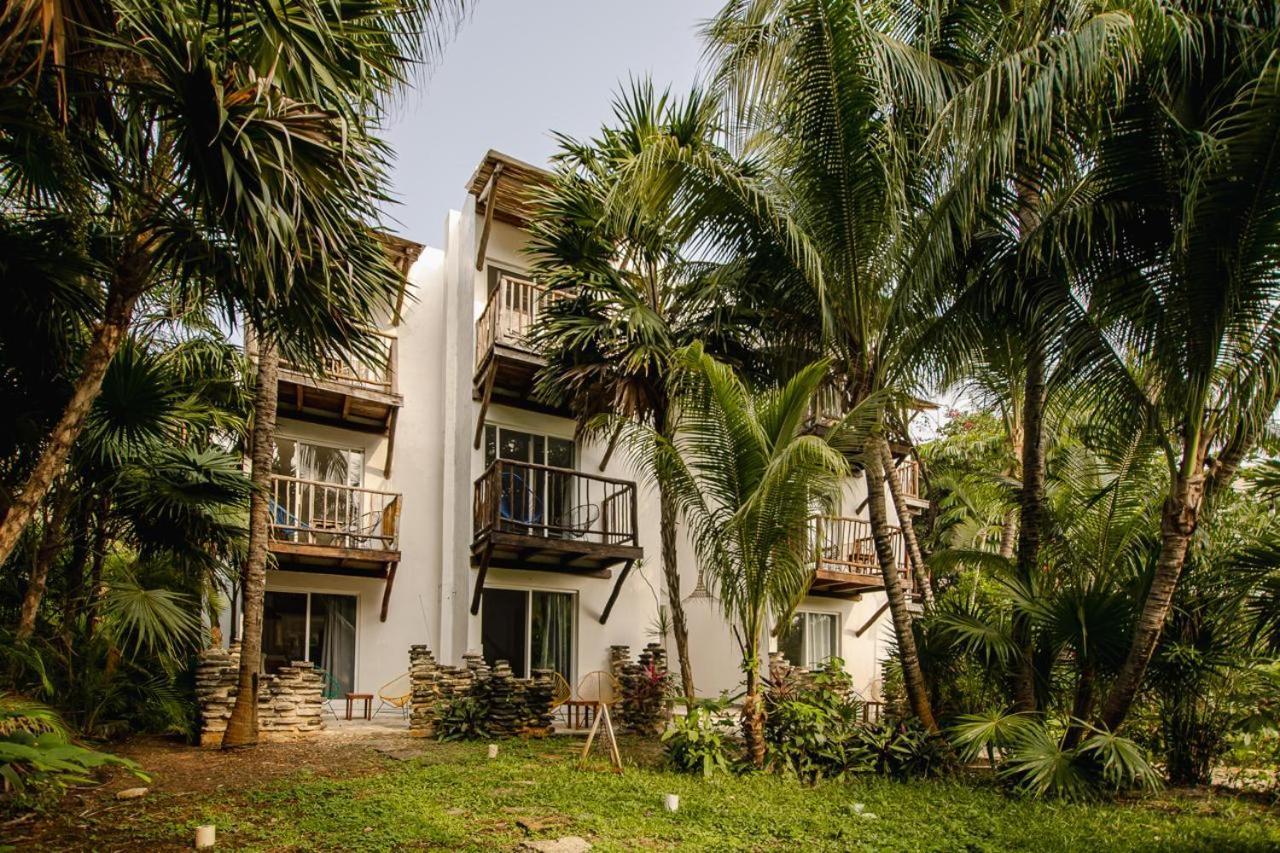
[375,671,412,718]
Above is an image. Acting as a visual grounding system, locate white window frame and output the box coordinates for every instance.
[480,583,579,682]
[274,432,367,487]
[784,608,842,669]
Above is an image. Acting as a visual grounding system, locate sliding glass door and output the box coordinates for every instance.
[262,590,357,698]
[480,588,575,681]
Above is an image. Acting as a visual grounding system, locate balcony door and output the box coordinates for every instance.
[484,426,575,536]
[272,437,365,546]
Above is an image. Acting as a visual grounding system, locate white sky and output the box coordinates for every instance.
[378,0,723,246]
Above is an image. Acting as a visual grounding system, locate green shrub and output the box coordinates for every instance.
[436,695,491,742]
[847,718,949,780]
[763,659,863,781]
[0,697,145,813]
[951,710,1161,799]
[662,698,737,777]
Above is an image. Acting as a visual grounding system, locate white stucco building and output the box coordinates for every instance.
[224,150,924,709]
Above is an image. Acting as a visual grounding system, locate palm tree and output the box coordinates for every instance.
[526,81,759,705]
[1060,1,1280,731]
[222,332,278,748]
[0,0,461,570]
[618,346,851,766]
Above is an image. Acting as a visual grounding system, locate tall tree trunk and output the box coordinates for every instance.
[998,509,1017,559]
[1099,464,1205,731]
[866,436,940,735]
[1062,661,1095,750]
[740,651,765,768]
[222,333,279,750]
[16,488,73,640]
[85,511,110,635]
[1012,333,1046,713]
[880,443,933,608]
[60,498,92,638]
[0,267,145,568]
[655,405,696,706]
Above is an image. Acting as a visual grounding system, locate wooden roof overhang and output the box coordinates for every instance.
[465,150,554,270]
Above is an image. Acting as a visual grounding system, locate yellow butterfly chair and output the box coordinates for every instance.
[574,670,621,730]
[375,671,412,719]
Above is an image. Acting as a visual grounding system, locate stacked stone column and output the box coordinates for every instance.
[196,643,326,748]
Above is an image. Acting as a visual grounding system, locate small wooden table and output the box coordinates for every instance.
[345,692,374,721]
[565,699,596,730]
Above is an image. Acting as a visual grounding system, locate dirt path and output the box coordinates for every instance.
[15,732,419,850]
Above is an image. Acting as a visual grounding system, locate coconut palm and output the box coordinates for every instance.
[1045,1,1280,731]
[616,346,855,767]
[526,80,762,705]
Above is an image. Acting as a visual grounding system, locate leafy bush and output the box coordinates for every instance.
[0,697,145,813]
[951,710,1161,799]
[436,695,491,742]
[847,718,949,780]
[763,659,863,781]
[662,698,737,777]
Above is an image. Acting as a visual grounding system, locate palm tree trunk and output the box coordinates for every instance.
[0,267,145,568]
[741,653,765,768]
[222,332,279,750]
[1012,333,1046,713]
[1099,464,1205,732]
[879,443,933,608]
[656,406,696,706]
[866,436,940,734]
[1063,661,1095,750]
[16,487,73,640]
[998,509,1017,558]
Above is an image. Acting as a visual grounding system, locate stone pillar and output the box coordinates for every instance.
[196,645,326,748]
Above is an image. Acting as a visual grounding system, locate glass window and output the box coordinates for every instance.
[484,425,575,469]
[780,611,840,669]
[274,436,363,486]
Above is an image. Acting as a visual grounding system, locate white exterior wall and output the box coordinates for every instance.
[227,152,902,703]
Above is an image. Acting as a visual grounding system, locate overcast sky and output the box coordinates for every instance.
[378,0,723,247]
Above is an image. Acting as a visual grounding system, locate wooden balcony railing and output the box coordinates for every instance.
[893,458,921,499]
[812,515,909,580]
[473,459,638,548]
[250,329,397,395]
[269,474,401,552]
[474,274,564,368]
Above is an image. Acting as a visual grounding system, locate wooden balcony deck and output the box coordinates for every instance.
[469,460,643,622]
[810,515,910,598]
[267,474,403,620]
[249,330,402,435]
[472,275,570,445]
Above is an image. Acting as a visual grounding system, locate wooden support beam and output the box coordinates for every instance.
[854,600,892,637]
[473,361,497,449]
[341,394,353,420]
[475,163,504,271]
[294,383,304,411]
[599,559,635,625]
[470,542,493,615]
[384,408,399,477]
[598,421,623,472]
[379,561,399,622]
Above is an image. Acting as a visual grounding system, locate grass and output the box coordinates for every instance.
[59,738,1280,851]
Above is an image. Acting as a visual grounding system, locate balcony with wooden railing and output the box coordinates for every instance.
[251,329,402,434]
[809,515,910,597]
[266,474,403,619]
[472,275,570,438]
[469,459,644,621]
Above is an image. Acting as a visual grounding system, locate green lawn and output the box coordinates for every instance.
[59,738,1280,851]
